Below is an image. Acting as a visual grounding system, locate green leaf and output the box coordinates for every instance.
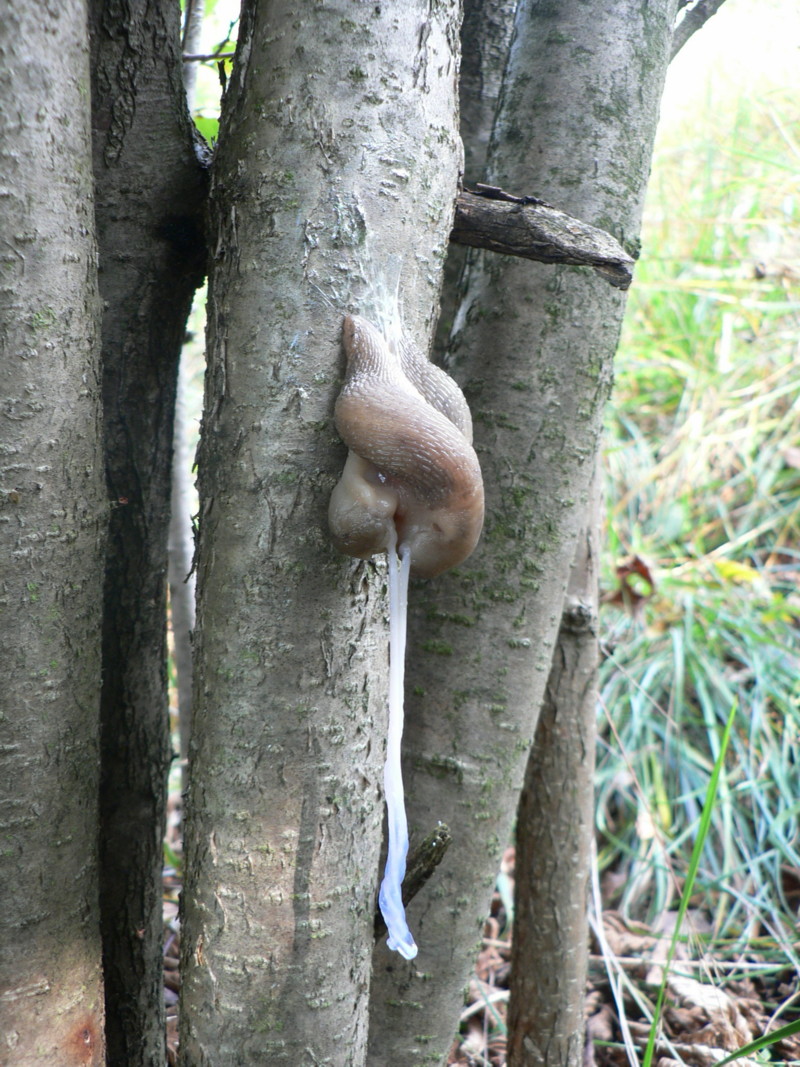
[192,114,219,146]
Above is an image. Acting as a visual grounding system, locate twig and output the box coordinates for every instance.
[182,52,235,62]
[451,185,636,290]
[671,0,730,61]
[374,823,452,940]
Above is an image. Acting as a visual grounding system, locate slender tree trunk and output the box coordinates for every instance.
[459,0,516,186]
[508,466,600,1067]
[368,2,677,1063]
[168,352,197,793]
[435,0,516,355]
[170,0,205,798]
[0,4,106,1063]
[182,0,206,107]
[180,2,462,1063]
[89,2,207,1061]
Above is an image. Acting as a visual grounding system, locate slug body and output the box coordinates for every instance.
[329,314,484,960]
[329,315,484,579]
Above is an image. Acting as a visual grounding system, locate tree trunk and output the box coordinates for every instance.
[181,0,206,108]
[459,0,517,187]
[435,0,516,356]
[89,2,206,1061]
[179,2,462,1063]
[508,466,600,1067]
[0,3,106,1063]
[168,352,197,793]
[367,2,678,1063]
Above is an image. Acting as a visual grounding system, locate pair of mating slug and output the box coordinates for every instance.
[329,314,484,959]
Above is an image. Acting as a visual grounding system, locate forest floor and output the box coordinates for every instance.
[162,830,800,1067]
[447,849,800,1067]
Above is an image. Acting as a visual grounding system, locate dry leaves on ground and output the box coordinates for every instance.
[163,841,800,1067]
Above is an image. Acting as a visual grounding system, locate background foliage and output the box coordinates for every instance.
[598,0,800,963]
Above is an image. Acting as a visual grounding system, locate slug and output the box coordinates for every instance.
[329,314,484,959]
[330,315,484,578]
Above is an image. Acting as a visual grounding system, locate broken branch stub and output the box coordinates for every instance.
[451,185,636,289]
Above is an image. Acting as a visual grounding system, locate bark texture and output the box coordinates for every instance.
[89,2,207,1062]
[451,188,635,287]
[508,468,600,1067]
[180,2,462,1064]
[367,2,678,1063]
[435,0,516,354]
[459,0,517,186]
[0,4,106,1063]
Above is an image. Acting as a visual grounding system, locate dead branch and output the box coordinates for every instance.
[451,184,636,290]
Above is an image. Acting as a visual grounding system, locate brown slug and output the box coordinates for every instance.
[328,314,484,578]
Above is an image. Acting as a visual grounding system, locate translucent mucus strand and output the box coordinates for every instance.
[377,528,417,960]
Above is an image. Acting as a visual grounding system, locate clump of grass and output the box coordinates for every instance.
[597,89,800,959]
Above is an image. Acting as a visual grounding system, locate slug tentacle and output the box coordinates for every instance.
[329,314,484,579]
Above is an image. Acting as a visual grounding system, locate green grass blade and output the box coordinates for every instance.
[716,1017,800,1065]
[641,701,738,1067]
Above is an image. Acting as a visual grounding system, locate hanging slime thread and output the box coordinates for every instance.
[329,313,484,956]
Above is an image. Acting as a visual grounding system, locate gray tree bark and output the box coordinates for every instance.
[508,466,600,1067]
[367,2,678,1063]
[0,3,106,1063]
[89,2,206,1062]
[435,0,516,356]
[179,1,462,1063]
[459,0,517,186]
